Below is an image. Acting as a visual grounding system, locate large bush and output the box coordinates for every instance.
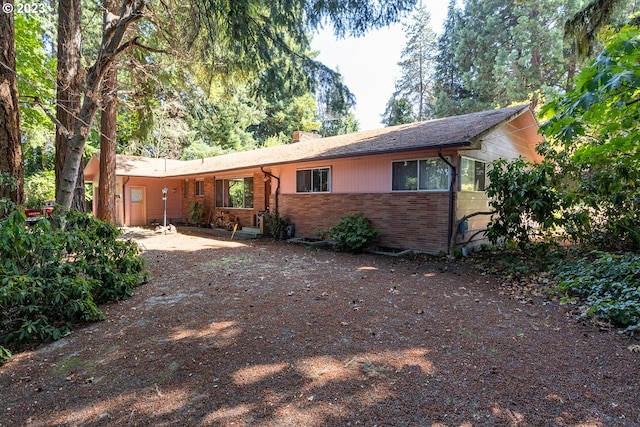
[486,158,561,247]
[327,213,379,253]
[0,209,147,364]
[540,25,640,250]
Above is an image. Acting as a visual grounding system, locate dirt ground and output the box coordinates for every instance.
[1,228,639,427]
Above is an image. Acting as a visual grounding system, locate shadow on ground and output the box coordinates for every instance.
[1,230,638,426]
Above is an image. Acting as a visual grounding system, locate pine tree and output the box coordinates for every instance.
[433,0,592,115]
[390,2,438,121]
[318,69,358,137]
[0,1,25,213]
[381,97,415,126]
[433,0,466,117]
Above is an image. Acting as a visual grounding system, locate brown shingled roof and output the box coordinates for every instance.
[101,105,532,178]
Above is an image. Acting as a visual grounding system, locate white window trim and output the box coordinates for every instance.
[295,167,332,193]
[460,156,488,192]
[391,157,451,192]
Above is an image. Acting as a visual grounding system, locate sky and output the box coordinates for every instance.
[311,3,450,131]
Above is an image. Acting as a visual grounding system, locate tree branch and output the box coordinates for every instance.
[449,210,496,258]
[23,96,70,138]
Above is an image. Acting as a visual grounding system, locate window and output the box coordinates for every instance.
[183,179,189,197]
[215,177,254,208]
[392,158,450,191]
[461,157,487,191]
[296,167,330,193]
[195,179,204,196]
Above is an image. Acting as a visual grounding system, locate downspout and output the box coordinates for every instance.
[122,176,130,226]
[438,149,456,256]
[260,167,280,213]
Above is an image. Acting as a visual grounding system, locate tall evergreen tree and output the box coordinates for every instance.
[55,0,85,211]
[454,0,516,112]
[433,0,593,115]
[388,1,437,121]
[433,0,466,117]
[498,0,567,109]
[317,69,358,137]
[97,0,119,223]
[381,96,415,126]
[0,0,25,213]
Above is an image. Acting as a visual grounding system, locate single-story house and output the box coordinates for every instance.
[84,105,543,254]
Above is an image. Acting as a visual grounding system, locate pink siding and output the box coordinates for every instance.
[278,149,457,194]
[123,177,183,226]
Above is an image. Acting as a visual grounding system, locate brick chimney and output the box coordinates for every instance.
[292,131,322,143]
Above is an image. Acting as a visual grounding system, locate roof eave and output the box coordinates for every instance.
[163,140,473,177]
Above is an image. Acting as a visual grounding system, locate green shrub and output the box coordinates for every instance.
[327,213,379,253]
[554,251,640,333]
[188,201,205,224]
[486,158,561,247]
[0,209,148,363]
[265,211,290,239]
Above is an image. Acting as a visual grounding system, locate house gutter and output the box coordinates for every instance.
[438,148,459,256]
[122,176,130,226]
[260,167,280,213]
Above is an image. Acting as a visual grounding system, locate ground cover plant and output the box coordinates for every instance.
[554,251,640,333]
[470,244,640,335]
[0,209,147,364]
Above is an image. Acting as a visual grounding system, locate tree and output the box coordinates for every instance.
[540,24,640,249]
[564,0,626,58]
[97,0,119,223]
[432,0,592,115]
[381,96,415,126]
[433,0,467,118]
[56,0,148,209]
[55,0,85,212]
[0,0,25,213]
[317,68,358,137]
[497,0,567,109]
[15,14,56,178]
[55,0,418,209]
[392,1,437,121]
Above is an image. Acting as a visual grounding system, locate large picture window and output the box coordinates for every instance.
[215,177,254,208]
[296,167,331,193]
[392,158,449,191]
[461,157,487,191]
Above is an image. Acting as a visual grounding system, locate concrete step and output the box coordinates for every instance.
[241,227,261,234]
[234,227,262,239]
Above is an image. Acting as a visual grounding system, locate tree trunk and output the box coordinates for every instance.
[97,67,117,223]
[55,0,85,211]
[56,0,147,210]
[0,1,25,215]
[97,0,120,224]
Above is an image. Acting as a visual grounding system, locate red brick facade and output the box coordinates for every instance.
[279,192,451,254]
[181,173,266,228]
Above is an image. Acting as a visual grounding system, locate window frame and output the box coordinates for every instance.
[460,156,488,192]
[215,177,254,209]
[391,157,451,192]
[194,179,205,197]
[183,179,189,197]
[295,167,331,193]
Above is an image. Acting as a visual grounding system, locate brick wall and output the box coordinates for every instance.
[279,192,451,254]
[181,173,266,228]
[181,177,215,224]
